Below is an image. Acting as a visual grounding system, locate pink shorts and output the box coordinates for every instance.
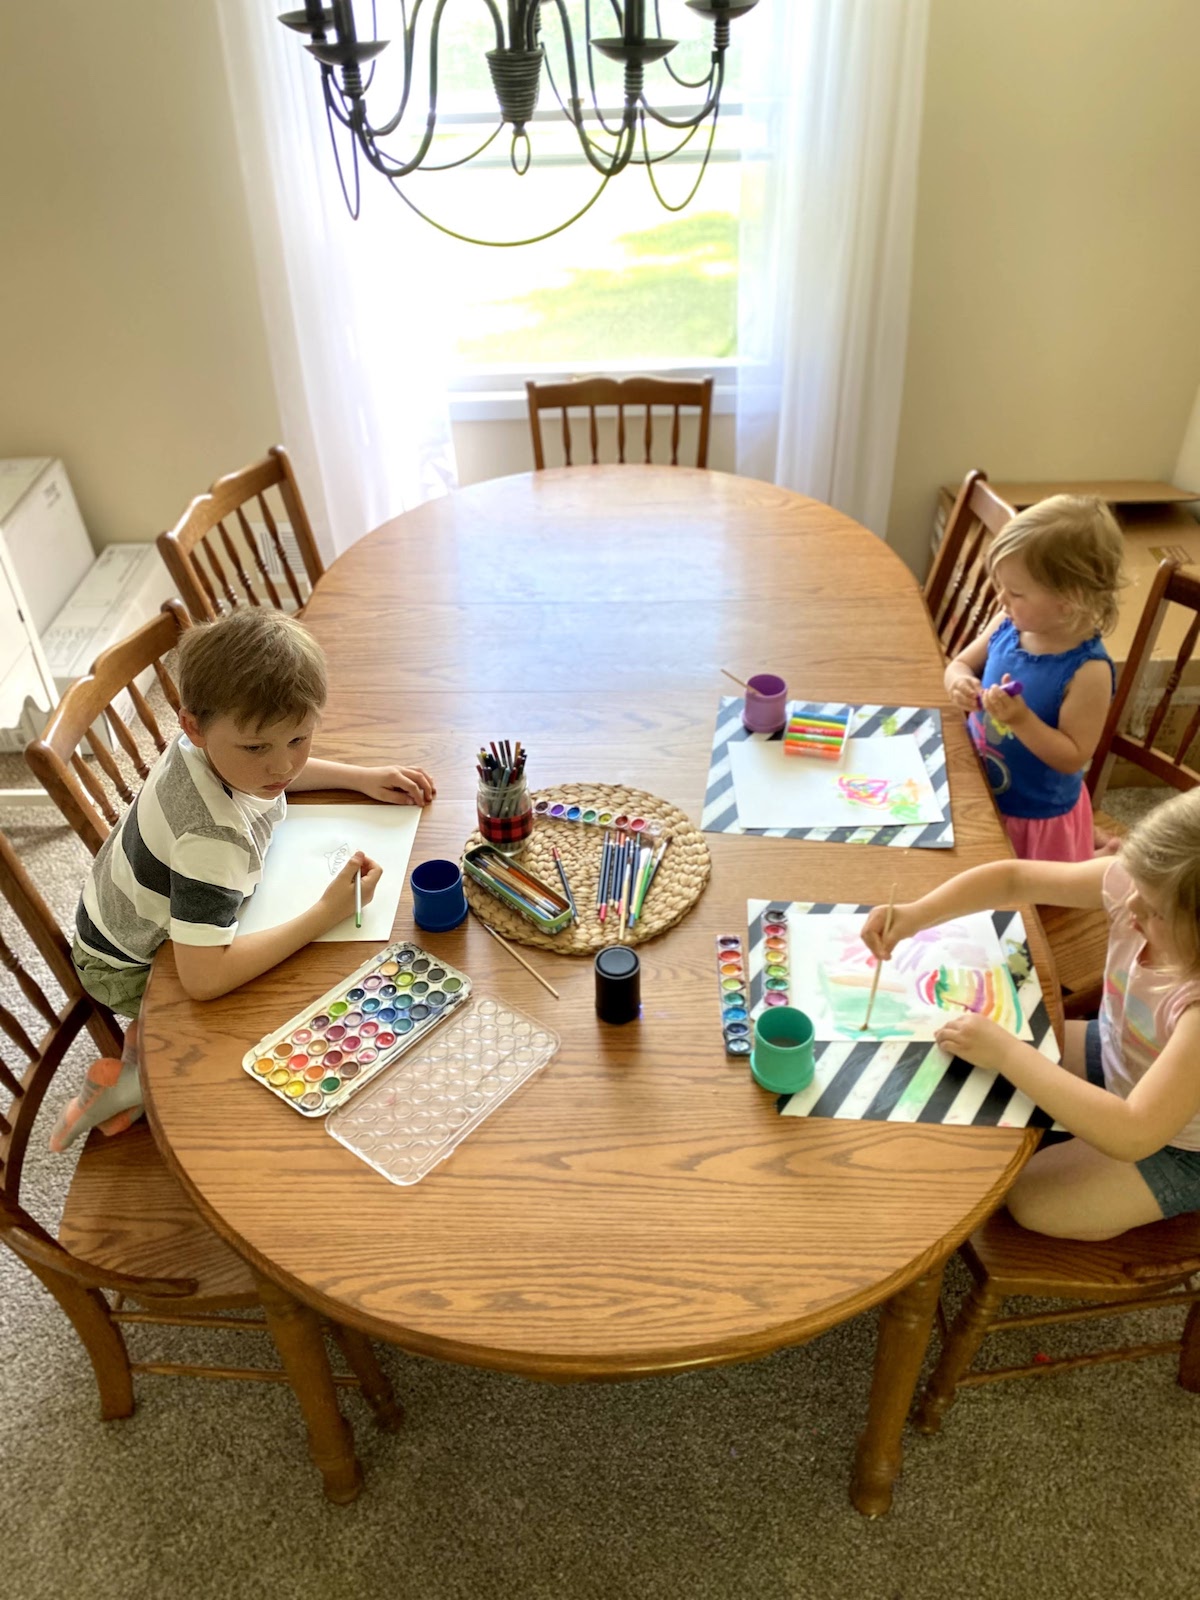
[1002,785,1095,863]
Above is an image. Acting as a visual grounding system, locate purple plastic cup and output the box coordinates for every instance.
[742,673,788,734]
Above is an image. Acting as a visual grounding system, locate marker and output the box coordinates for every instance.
[975,678,1024,708]
[354,866,362,930]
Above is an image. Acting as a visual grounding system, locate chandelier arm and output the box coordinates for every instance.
[363,0,506,142]
[641,99,719,211]
[400,118,502,170]
[652,0,716,90]
[640,53,724,128]
[539,57,626,163]
[325,86,363,218]
[621,116,703,167]
[382,161,617,247]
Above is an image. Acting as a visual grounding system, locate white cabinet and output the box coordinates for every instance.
[0,459,76,753]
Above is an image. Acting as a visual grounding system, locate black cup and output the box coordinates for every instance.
[594,945,641,1024]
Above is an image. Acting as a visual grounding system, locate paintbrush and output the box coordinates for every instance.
[721,667,763,696]
[474,914,560,1000]
[861,884,897,1032]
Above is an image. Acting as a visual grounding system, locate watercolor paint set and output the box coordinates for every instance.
[759,908,792,1008]
[463,844,573,935]
[328,996,561,1186]
[243,941,472,1116]
[532,798,664,838]
[715,935,751,1056]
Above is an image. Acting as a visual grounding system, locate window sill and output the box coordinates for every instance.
[448,364,740,424]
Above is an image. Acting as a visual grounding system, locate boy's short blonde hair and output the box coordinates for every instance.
[177,609,327,732]
[986,494,1125,636]
[1121,789,1200,974]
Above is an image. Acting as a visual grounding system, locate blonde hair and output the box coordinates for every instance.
[1121,789,1200,974]
[986,494,1125,635]
[177,609,327,732]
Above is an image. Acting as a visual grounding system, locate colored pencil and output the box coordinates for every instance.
[861,885,897,1032]
[551,845,578,924]
[475,915,560,1000]
[354,867,362,930]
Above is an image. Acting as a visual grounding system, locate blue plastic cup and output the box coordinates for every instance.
[410,858,468,933]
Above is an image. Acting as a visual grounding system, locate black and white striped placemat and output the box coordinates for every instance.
[702,699,953,849]
[747,899,1061,1130]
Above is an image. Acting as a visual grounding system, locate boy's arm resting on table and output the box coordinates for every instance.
[935,1006,1200,1163]
[289,757,436,804]
[173,853,381,1001]
[862,855,1110,958]
[980,657,1112,775]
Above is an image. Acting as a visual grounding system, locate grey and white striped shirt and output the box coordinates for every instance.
[75,734,285,975]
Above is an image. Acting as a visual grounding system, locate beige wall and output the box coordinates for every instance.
[888,0,1200,576]
[0,1,280,547]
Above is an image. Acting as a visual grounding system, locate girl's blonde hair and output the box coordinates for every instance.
[177,608,327,732]
[1121,789,1200,973]
[986,494,1125,636]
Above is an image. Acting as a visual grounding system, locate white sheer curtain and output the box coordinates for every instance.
[736,0,929,538]
[216,1,457,559]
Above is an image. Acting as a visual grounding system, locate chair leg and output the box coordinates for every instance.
[913,1277,1006,1434]
[1178,1301,1200,1393]
[29,1259,134,1421]
[329,1323,405,1431]
[851,1263,945,1517]
[255,1273,363,1505]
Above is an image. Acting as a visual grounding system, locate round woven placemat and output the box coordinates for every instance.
[462,783,711,954]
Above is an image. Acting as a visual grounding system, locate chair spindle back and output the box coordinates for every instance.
[526,375,714,470]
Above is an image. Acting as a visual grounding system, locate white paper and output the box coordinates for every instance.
[729,734,942,830]
[235,803,421,942]
[783,909,1034,1042]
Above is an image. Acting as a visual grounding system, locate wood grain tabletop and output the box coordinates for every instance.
[140,467,1054,1380]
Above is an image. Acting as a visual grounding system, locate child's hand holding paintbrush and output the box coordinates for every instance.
[323,850,383,926]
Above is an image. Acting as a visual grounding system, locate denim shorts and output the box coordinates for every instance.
[1085,1019,1200,1219]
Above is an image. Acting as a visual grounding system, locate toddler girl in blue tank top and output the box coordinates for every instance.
[944,494,1123,862]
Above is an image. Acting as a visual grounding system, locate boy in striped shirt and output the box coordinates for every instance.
[55,607,435,1149]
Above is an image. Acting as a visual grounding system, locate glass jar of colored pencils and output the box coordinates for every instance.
[477,773,533,857]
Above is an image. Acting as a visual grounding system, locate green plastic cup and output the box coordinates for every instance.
[750,1005,815,1093]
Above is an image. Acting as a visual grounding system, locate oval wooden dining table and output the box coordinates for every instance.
[139,466,1059,1514]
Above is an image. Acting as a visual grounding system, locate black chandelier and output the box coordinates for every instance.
[278,0,760,246]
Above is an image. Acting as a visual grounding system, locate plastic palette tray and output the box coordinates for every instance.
[327,995,559,1185]
[242,941,472,1117]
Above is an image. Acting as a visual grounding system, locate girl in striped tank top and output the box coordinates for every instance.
[862,788,1200,1241]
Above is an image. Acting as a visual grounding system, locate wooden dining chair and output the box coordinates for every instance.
[25,601,192,856]
[924,469,1016,660]
[0,827,401,1500]
[526,374,714,469]
[913,1206,1200,1435]
[157,446,325,623]
[1040,559,1200,1012]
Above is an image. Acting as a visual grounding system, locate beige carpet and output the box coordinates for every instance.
[1,773,1197,1600]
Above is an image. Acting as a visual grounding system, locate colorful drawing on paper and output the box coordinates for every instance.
[836,775,927,823]
[788,912,1029,1042]
[727,733,943,832]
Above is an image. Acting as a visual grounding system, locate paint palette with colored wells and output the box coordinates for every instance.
[532,798,664,837]
[716,935,751,1056]
[760,909,792,1009]
[242,942,472,1117]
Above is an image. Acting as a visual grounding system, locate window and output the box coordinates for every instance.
[367,4,747,398]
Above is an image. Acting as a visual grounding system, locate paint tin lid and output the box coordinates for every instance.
[594,945,641,1024]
